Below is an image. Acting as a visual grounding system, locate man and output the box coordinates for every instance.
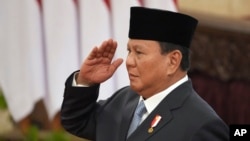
[61,7,229,141]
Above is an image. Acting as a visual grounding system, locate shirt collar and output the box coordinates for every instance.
[140,75,188,114]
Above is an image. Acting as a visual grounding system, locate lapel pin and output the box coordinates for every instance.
[148,114,162,133]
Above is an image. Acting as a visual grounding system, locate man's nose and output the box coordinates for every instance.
[126,53,136,67]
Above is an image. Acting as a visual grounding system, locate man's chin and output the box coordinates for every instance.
[130,83,142,93]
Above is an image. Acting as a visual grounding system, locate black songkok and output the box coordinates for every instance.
[129,7,198,48]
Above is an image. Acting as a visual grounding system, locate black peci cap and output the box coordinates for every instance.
[129,7,198,48]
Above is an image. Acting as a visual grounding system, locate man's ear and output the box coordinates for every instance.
[166,50,182,75]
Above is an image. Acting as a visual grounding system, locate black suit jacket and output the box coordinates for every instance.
[61,73,229,141]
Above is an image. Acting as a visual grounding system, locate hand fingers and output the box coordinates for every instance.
[87,47,98,60]
[99,39,117,59]
[87,39,117,63]
[106,39,117,60]
[108,43,117,60]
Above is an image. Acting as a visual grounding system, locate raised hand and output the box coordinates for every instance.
[76,39,123,86]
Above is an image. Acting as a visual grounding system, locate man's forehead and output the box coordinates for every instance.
[127,40,162,53]
[127,39,159,47]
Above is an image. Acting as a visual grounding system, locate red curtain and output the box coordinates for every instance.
[189,70,250,125]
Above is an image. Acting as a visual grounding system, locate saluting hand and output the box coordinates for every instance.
[76,39,123,86]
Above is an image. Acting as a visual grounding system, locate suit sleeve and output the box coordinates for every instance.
[61,71,100,140]
[192,118,229,141]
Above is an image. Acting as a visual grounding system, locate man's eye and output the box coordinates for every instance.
[136,51,142,54]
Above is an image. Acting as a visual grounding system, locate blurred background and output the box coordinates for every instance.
[0,0,249,140]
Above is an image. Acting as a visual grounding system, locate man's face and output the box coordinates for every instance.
[126,39,172,98]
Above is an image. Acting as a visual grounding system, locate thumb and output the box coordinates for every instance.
[110,58,123,72]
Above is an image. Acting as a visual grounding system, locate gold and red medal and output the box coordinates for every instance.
[148,115,162,133]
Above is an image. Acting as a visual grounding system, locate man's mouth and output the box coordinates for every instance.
[128,73,138,79]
